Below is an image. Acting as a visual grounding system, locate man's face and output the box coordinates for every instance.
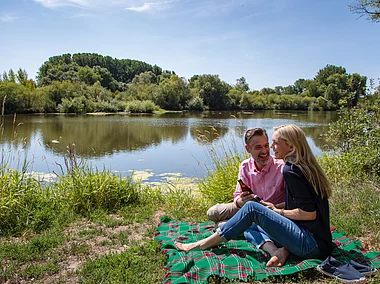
[245,135,270,168]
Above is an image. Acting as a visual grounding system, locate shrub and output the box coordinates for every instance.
[125,100,158,113]
[188,95,204,111]
[326,94,380,181]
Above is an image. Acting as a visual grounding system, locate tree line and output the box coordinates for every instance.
[0,53,375,114]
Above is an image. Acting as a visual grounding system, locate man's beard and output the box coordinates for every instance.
[255,156,269,166]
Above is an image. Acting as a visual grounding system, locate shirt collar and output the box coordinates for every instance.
[251,156,274,173]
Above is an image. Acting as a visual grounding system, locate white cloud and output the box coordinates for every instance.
[33,0,181,12]
[33,0,91,8]
[0,14,17,23]
[32,0,251,15]
[126,0,179,12]
[126,2,152,12]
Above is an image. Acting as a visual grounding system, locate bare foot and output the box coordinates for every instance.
[174,241,200,252]
[266,247,289,267]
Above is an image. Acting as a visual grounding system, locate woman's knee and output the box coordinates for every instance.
[242,201,263,213]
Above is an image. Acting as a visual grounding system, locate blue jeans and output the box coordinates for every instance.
[216,201,320,259]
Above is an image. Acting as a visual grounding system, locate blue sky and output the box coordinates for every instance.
[0,0,379,90]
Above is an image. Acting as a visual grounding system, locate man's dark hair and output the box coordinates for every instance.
[244,128,268,145]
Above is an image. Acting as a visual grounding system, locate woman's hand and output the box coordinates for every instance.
[260,200,277,211]
[261,201,284,216]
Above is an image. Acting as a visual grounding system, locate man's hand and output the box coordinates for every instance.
[237,191,256,207]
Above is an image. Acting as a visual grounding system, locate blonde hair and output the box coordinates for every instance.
[274,124,332,199]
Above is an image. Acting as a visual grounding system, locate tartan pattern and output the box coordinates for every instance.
[155,217,380,283]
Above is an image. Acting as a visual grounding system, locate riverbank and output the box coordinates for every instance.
[0,158,379,283]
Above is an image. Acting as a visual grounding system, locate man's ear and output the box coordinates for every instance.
[244,144,250,152]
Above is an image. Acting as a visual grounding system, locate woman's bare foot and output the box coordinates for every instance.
[266,247,289,267]
[174,233,224,252]
[174,241,201,252]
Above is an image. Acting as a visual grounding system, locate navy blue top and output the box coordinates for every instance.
[283,161,333,259]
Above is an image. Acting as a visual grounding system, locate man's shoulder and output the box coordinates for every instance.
[240,157,252,166]
[270,156,285,170]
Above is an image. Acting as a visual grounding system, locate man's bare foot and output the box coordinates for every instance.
[174,241,201,252]
[266,247,289,267]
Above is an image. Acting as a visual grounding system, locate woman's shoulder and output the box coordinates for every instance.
[283,162,303,176]
[283,161,295,172]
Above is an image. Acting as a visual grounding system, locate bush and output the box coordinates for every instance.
[93,101,119,112]
[326,94,380,181]
[53,165,141,216]
[125,100,158,113]
[188,95,204,111]
[57,96,93,113]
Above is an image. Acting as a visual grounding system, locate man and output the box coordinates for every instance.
[207,127,285,228]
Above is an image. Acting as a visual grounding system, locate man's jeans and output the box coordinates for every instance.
[216,201,321,259]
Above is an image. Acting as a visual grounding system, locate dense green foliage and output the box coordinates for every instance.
[37,53,165,91]
[324,92,380,182]
[0,54,371,114]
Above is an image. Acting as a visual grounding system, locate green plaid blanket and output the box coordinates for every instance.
[155,217,380,283]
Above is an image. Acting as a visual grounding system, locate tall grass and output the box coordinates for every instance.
[319,154,380,246]
[0,155,142,237]
[197,120,248,203]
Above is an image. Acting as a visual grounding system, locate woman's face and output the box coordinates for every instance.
[271,131,292,159]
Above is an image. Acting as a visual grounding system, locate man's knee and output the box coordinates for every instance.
[207,202,238,222]
[207,204,220,222]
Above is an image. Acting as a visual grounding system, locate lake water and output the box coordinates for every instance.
[0,111,338,184]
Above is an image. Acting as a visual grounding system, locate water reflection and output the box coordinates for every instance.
[0,111,338,179]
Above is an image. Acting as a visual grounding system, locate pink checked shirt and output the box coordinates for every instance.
[233,156,285,206]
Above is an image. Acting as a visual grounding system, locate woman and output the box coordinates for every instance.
[175,124,333,267]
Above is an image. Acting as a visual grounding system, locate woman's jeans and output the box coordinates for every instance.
[216,201,320,259]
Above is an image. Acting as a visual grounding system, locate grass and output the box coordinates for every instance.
[0,122,379,283]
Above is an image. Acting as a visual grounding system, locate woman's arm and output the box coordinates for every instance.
[273,207,316,221]
[275,201,285,209]
[262,201,316,221]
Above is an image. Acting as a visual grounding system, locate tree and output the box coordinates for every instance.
[349,0,380,23]
[226,89,242,109]
[283,85,297,95]
[16,68,28,85]
[234,77,249,92]
[274,86,284,95]
[259,87,275,95]
[78,66,102,85]
[189,74,230,109]
[2,71,9,82]
[8,69,16,83]
[346,73,367,107]
[324,83,340,105]
[154,75,190,110]
[315,65,346,86]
